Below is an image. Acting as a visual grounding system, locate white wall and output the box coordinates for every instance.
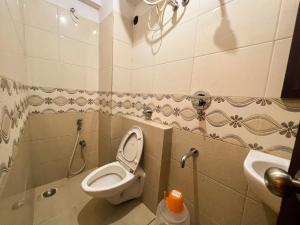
[47,0,100,23]
[25,0,99,91]
[111,0,299,97]
[0,0,27,84]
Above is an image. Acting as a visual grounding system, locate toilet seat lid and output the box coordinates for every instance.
[116,127,143,173]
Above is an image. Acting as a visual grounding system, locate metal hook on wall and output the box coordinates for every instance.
[70,8,79,24]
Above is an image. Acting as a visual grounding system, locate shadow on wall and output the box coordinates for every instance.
[145,2,187,54]
[144,0,238,55]
[118,0,134,43]
[214,0,238,53]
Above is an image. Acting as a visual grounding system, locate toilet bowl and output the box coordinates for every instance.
[81,127,146,204]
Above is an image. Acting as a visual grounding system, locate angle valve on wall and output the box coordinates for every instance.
[191,91,211,111]
[191,91,211,120]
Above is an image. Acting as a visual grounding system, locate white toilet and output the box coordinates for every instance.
[81,127,146,204]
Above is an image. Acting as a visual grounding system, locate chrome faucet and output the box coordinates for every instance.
[180,148,199,168]
[143,106,153,120]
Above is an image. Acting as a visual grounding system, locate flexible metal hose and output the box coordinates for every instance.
[67,131,86,177]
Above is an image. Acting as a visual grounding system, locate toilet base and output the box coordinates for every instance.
[107,169,146,205]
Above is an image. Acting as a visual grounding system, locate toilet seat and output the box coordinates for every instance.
[116,127,143,173]
[81,161,136,197]
[81,127,144,199]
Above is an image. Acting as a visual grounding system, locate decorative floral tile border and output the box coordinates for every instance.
[1,74,300,185]
[0,75,29,187]
[110,92,300,157]
[28,87,101,113]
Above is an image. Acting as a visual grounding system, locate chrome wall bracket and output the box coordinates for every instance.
[191,91,211,120]
[143,106,153,120]
[180,148,199,168]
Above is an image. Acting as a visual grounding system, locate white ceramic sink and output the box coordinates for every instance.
[244,150,290,213]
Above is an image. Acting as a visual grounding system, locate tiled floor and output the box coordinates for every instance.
[33,170,155,225]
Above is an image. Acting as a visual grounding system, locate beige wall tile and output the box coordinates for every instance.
[195,0,281,56]
[23,0,58,33]
[14,21,26,50]
[81,112,99,133]
[196,172,245,225]
[99,66,113,92]
[111,137,122,157]
[111,115,125,140]
[32,158,68,186]
[171,128,249,194]
[0,0,25,54]
[0,0,27,84]
[113,39,132,68]
[30,135,98,186]
[265,38,292,97]
[183,195,220,225]
[60,63,99,91]
[6,0,24,23]
[131,67,154,93]
[23,2,99,91]
[132,40,155,69]
[153,58,193,95]
[199,0,233,16]
[82,132,99,153]
[168,159,196,203]
[99,39,113,69]
[59,63,86,89]
[30,137,68,166]
[28,112,98,186]
[99,113,112,166]
[28,112,98,140]
[140,153,161,212]
[276,0,300,39]
[99,18,113,69]
[241,198,277,225]
[60,36,98,69]
[58,8,99,45]
[154,18,197,64]
[113,12,133,44]
[191,42,273,96]
[25,26,59,60]
[27,57,61,87]
[0,51,27,84]
[99,112,112,138]
[168,158,245,225]
[98,136,113,166]
[112,66,132,92]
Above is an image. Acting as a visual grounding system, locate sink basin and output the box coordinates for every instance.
[244,150,290,213]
